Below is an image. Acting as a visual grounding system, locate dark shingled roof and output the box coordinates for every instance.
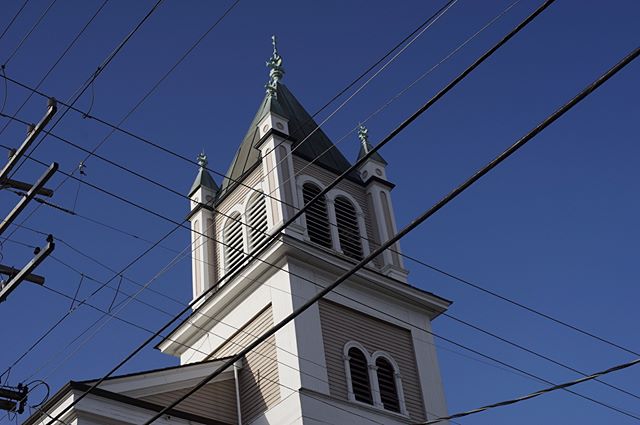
[188,166,219,197]
[357,140,387,165]
[219,83,361,196]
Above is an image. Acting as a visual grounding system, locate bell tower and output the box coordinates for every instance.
[160,37,451,425]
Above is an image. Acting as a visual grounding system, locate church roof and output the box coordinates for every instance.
[188,152,219,197]
[188,166,219,197]
[219,83,361,196]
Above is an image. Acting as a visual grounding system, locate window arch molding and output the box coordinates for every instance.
[326,189,370,258]
[220,205,248,273]
[371,350,408,415]
[343,341,374,405]
[242,182,272,250]
[296,176,333,249]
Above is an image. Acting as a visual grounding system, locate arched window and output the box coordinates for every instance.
[375,356,400,412]
[302,182,332,248]
[348,347,373,405]
[334,196,363,260]
[246,191,268,250]
[224,213,245,271]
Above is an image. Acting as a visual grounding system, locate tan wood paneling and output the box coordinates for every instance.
[318,300,426,421]
[140,380,237,424]
[211,306,280,424]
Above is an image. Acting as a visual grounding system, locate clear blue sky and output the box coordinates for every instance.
[0,0,638,423]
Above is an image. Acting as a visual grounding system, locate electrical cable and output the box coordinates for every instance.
[416,356,640,424]
[5,0,165,181]
[277,0,522,198]
[2,0,59,67]
[135,41,639,425]
[0,0,31,42]
[0,0,110,140]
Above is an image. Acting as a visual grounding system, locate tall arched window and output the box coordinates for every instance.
[224,213,245,271]
[334,196,363,260]
[348,347,373,405]
[246,191,268,250]
[375,356,400,412]
[302,183,332,248]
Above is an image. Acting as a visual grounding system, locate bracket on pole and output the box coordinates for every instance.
[0,162,58,236]
[0,235,54,303]
[0,98,57,184]
[0,384,28,413]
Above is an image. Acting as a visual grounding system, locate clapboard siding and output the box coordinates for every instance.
[318,300,426,421]
[211,306,280,424]
[140,380,236,424]
[292,156,384,268]
[215,167,264,276]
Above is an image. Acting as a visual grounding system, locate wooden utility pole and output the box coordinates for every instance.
[0,98,58,302]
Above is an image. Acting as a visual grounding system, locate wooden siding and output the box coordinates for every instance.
[292,157,379,262]
[211,306,280,424]
[140,380,237,424]
[318,300,426,421]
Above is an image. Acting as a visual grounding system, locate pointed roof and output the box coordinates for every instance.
[189,152,219,197]
[220,83,361,194]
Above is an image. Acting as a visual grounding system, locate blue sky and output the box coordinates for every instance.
[0,0,638,423]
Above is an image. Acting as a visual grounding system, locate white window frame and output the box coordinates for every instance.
[371,350,408,415]
[221,206,247,274]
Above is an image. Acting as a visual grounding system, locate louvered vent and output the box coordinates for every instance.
[334,196,363,260]
[348,347,373,404]
[224,213,245,272]
[302,183,332,248]
[247,192,268,250]
[376,357,400,412]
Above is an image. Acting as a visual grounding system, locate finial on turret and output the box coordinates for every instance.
[266,35,284,98]
[358,124,370,153]
[197,151,208,168]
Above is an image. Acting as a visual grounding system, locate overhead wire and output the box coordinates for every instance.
[417,356,640,424]
[0,0,31,42]
[0,0,110,140]
[136,39,639,425]
[5,0,165,181]
[2,0,58,67]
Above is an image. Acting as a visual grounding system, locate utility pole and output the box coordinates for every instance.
[0,98,58,302]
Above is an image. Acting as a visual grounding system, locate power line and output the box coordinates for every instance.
[442,312,640,402]
[6,0,165,181]
[0,0,110,140]
[417,356,640,424]
[136,40,638,425]
[2,0,57,66]
[0,0,31,42]
[39,3,559,422]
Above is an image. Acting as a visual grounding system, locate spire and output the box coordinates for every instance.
[197,151,208,168]
[357,124,387,165]
[358,124,370,154]
[265,35,284,98]
[188,151,219,198]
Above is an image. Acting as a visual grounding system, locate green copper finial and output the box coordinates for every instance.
[197,151,208,168]
[358,124,369,153]
[266,35,284,97]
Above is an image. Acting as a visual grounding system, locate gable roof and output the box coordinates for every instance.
[219,83,361,197]
[23,359,236,425]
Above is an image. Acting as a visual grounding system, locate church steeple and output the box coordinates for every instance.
[188,151,219,198]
